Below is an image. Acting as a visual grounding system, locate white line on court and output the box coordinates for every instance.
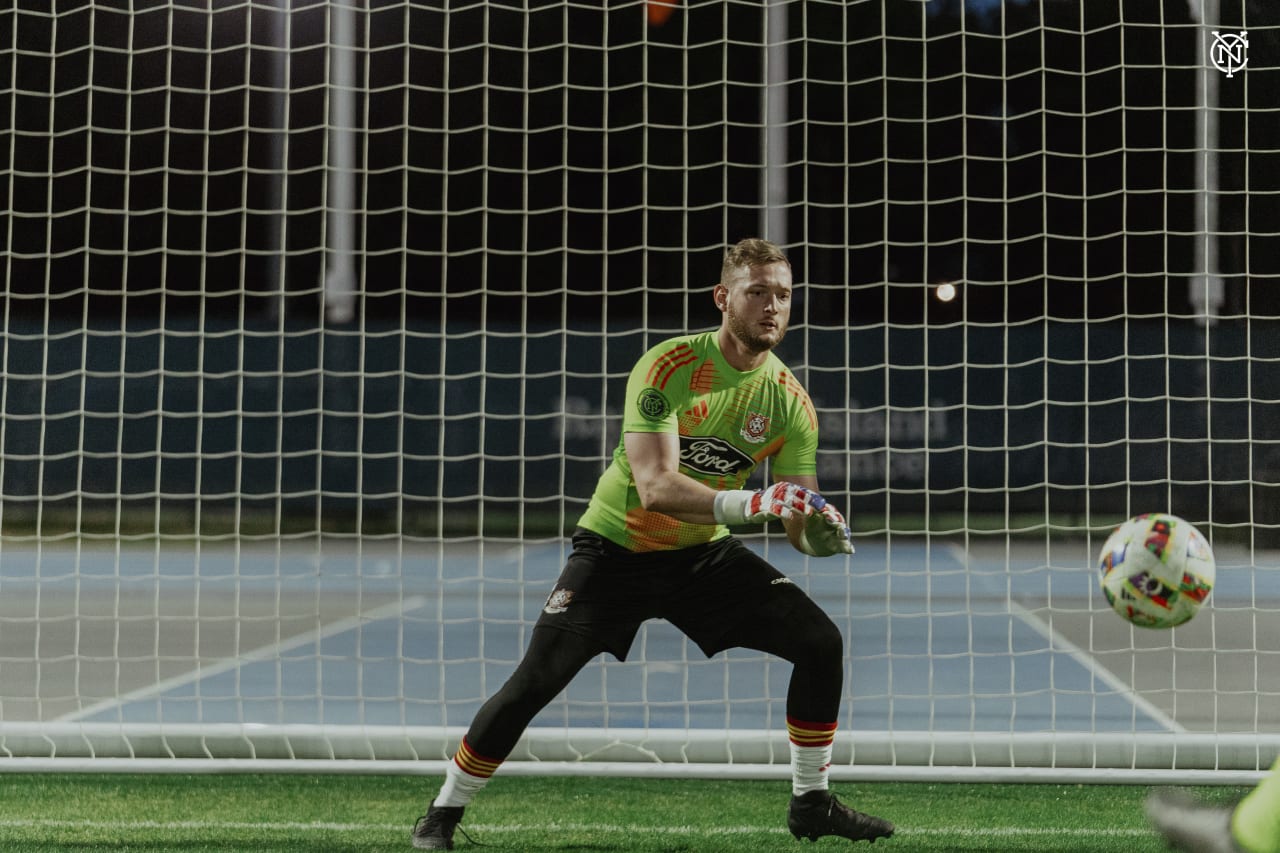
[944,544,1184,733]
[56,595,429,723]
[1008,599,1185,733]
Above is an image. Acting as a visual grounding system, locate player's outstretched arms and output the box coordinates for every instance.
[713,481,817,525]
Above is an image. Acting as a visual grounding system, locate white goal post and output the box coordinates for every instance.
[1,0,1278,781]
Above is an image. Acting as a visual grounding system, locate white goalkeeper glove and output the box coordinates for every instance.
[712,481,815,525]
[797,494,854,557]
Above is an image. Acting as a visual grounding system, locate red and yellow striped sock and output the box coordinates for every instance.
[434,738,502,808]
[453,738,502,779]
[787,716,837,796]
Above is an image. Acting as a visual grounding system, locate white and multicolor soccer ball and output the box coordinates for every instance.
[1097,513,1216,629]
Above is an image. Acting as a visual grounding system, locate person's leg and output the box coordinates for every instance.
[1145,756,1280,853]
[434,625,602,807]
[717,595,892,843]
[416,530,651,849]
[412,626,602,850]
[717,595,843,795]
[681,537,890,845]
[1235,756,1280,853]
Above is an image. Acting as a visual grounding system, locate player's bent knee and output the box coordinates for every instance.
[747,606,843,664]
[809,617,844,661]
[792,615,843,664]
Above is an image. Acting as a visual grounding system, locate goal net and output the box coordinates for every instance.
[2,0,1279,781]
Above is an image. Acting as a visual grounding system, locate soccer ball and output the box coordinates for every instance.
[1097,513,1216,629]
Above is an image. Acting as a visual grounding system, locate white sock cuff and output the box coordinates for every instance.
[790,741,833,797]
[434,756,491,808]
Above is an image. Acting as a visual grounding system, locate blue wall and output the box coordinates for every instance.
[2,318,1274,527]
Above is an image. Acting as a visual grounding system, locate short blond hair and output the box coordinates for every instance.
[720,238,790,284]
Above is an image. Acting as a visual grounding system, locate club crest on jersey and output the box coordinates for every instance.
[740,412,770,444]
[543,588,575,615]
[637,387,670,423]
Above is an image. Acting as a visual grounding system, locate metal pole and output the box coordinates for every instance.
[762,0,787,245]
[267,0,288,321]
[324,0,358,324]
[1190,0,1224,324]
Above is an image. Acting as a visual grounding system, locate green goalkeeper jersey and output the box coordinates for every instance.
[577,330,820,552]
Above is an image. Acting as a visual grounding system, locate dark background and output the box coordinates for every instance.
[5,0,1279,325]
[1,0,1278,539]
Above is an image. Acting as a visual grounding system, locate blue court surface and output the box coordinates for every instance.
[2,538,1271,735]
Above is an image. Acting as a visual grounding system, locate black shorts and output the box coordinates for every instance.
[536,527,812,661]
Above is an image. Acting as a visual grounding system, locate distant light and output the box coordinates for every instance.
[936,282,957,303]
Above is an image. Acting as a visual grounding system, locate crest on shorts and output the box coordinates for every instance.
[740,411,770,444]
[543,588,575,615]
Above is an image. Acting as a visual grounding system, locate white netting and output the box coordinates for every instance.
[1,0,1278,779]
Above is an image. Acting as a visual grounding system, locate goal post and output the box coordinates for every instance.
[1,724,1277,785]
[1,0,1279,780]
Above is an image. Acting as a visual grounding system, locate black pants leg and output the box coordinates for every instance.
[462,625,603,760]
[716,594,845,723]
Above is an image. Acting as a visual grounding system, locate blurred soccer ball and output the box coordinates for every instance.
[1097,513,1215,629]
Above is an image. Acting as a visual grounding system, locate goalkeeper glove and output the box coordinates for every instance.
[712,482,815,525]
[797,494,855,556]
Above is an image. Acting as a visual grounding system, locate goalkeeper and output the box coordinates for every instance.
[412,238,894,850]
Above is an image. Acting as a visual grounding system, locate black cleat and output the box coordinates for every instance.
[788,790,894,844]
[411,802,465,850]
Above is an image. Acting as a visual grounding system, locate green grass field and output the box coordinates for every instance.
[0,772,1242,852]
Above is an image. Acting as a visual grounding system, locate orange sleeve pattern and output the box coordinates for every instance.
[645,343,698,390]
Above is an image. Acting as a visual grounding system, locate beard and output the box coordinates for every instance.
[726,307,785,353]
